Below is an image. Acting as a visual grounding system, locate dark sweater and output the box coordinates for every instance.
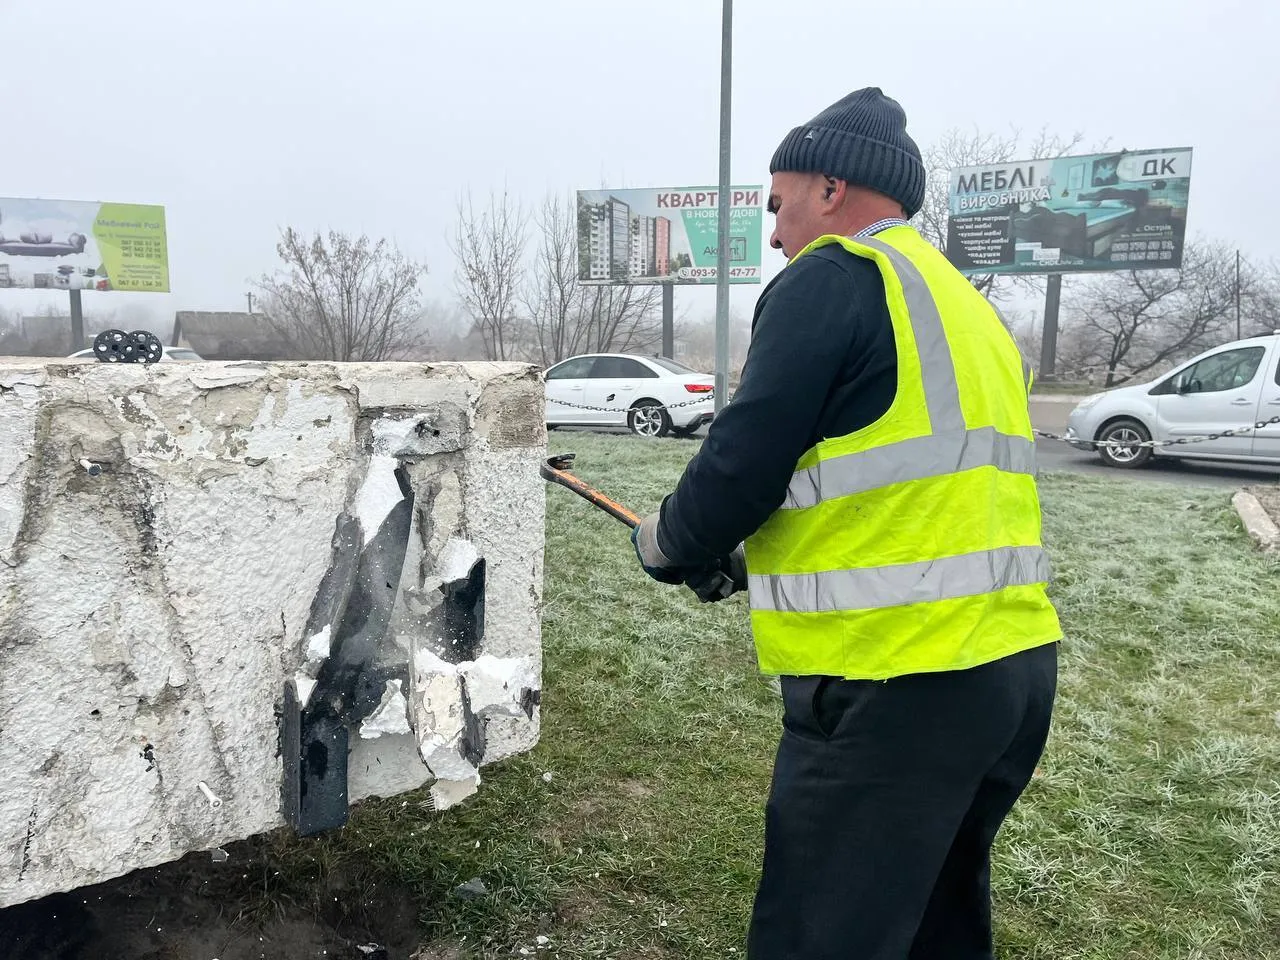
[657,244,899,567]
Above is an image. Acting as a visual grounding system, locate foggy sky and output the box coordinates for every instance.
[4,0,1276,331]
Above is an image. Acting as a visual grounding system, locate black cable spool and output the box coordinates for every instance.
[92,329,130,362]
[130,330,164,363]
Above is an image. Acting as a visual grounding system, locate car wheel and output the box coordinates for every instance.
[1096,418,1153,469]
[628,400,672,438]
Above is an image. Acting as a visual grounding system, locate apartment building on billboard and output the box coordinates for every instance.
[655,216,670,277]
[579,194,672,282]
[629,216,651,278]
[610,200,630,280]
[580,197,625,281]
[630,215,674,280]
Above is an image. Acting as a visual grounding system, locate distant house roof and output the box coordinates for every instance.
[172,311,293,361]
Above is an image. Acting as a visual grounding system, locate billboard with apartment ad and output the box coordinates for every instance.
[576,186,764,285]
[0,197,169,292]
[945,147,1193,276]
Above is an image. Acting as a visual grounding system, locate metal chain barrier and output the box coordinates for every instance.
[546,394,715,415]
[1035,414,1280,449]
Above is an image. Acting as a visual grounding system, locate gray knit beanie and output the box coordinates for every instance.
[769,87,926,218]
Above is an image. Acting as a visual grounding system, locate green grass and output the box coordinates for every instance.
[251,432,1280,959]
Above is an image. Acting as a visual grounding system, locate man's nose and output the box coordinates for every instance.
[770,229,782,250]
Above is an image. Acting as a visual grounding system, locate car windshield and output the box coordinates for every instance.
[648,356,704,376]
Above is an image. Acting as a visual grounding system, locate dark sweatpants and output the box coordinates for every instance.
[746,641,1058,960]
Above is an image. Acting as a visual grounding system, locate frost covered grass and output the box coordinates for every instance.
[257,432,1280,959]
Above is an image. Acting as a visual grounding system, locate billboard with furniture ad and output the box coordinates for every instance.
[0,197,169,292]
[945,148,1193,275]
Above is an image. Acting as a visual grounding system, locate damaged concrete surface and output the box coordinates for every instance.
[0,359,545,908]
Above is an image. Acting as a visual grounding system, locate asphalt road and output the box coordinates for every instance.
[1033,436,1278,488]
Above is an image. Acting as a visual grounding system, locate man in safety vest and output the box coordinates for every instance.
[631,87,1062,959]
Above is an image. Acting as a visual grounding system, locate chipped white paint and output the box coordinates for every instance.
[371,416,420,453]
[435,536,481,584]
[462,655,538,718]
[0,359,545,909]
[360,680,412,739]
[293,676,317,708]
[410,648,477,782]
[429,777,480,811]
[353,453,404,545]
[305,625,332,664]
[187,363,268,391]
[408,645,539,786]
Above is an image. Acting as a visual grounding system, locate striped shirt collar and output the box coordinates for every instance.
[853,217,909,239]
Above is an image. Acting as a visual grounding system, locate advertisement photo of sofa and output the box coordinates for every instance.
[1011,188,1148,260]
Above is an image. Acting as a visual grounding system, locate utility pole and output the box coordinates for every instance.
[713,0,733,413]
[661,283,673,359]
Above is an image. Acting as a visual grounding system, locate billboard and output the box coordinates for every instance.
[0,197,169,292]
[576,185,763,285]
[946,147,1193,276]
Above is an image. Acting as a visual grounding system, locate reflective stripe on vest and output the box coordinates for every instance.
[861,237,965,434]
[748,544,1051,613]
[782,425,1036,509]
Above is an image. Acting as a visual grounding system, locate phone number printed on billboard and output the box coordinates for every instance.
[678,266,759,280]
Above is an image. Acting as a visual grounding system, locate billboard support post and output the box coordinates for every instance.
[1039,274,1062,379]
[713,0,734,413]
[69,289,84,354]
[661,283,674,359]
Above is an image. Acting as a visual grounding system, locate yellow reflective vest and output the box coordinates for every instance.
[743,225,1062,680]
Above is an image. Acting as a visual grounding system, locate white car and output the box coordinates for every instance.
[68,345,204,362]
[1064,332,1280,468]
[544,353,716,438]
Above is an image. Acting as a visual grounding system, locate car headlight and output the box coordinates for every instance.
[1072,393,1105,413]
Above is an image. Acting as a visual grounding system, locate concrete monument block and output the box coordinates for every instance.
[0,359,545,908]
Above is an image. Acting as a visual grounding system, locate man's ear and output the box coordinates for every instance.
[819,175,847,213]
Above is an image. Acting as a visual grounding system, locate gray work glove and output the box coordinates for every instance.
[684,545,747,603]
[631,512,686,584]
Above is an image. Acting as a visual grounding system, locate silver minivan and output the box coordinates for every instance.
[1064,332,1280,469]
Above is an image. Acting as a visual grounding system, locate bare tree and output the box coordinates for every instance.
[451,190,528,360]
[1057,241,1242,386]
[912,126,1090,295]
[673,309,752,380]
[523,193,582,366]
[1237,257,1280,337]
[575,283,663,356]
[520,192,663,365]
[256,228,428,361]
